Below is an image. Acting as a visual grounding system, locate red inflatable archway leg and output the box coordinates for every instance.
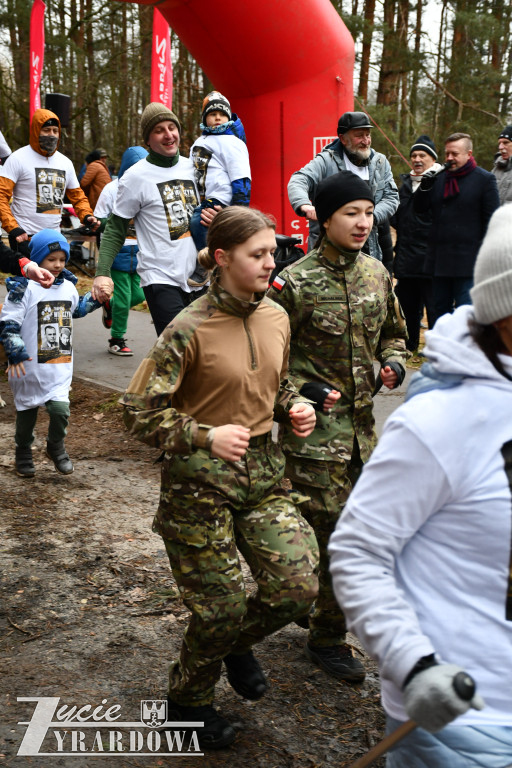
[118,0,354,242]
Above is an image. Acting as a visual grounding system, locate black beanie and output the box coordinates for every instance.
[498,125,512,142]
[314,171,374,225]
[410,134,437,159]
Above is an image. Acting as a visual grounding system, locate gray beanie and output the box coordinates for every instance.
[140,102,181,144]
[470,205,512,324]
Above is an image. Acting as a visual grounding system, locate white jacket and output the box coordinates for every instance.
[329,305,512,726]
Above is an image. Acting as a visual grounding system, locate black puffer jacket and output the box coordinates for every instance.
[391,173,433,279]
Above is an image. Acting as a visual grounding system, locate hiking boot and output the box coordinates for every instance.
[305,643,366,683]
[187,265,211,288]
[224,650,268,700]
[166,699,235,750]
[15,446,35,478]
[102,299,113,329]
[108,337,133,356]
[46,440,74,475]
[295,603,315,629]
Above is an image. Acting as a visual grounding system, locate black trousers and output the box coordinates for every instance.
[395,277,435,352]
[142,284,205,336]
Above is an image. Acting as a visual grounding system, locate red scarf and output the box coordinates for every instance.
[444,156,477,199]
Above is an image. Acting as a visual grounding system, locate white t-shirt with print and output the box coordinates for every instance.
[190,134,251,204]
[0,279,78,410]
[95,179,137,248]
[0,145,80,233]
[113,157,199,291]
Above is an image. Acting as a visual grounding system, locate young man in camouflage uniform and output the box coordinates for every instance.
[269,171,408,683]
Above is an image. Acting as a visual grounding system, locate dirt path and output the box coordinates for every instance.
[0,374,385,768]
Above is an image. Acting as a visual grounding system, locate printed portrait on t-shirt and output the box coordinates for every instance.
[191,146,213,202]
[39,185,53,204]
[35,167,66,214]
[59,326,72,353]
[157,179,198,241]
[38,300,73,363]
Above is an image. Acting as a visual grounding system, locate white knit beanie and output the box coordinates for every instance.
[471,205,512,325]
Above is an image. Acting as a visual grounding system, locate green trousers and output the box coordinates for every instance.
[15,400,70,448]
[111,269,145,338]
[154,434,319,706]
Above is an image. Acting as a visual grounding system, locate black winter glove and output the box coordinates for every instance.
[381,360,405,388]
[419,169,439,192]
[299,382,333,412]
[8,228,30,257]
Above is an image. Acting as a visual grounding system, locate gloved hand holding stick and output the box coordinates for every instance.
[348,667,484,768]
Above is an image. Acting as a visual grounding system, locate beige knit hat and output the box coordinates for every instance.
[140,102,181,144]
[471,205,512,324]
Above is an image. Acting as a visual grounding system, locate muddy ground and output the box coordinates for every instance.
[0,373,386,768]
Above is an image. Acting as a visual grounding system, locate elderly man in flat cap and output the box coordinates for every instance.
[287,111,398,259]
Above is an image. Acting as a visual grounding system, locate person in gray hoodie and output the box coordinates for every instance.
[287,111,399,258]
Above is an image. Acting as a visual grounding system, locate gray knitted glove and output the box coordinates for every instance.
[403,664,485,732]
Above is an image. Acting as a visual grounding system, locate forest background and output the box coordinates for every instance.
[0,0,511,178]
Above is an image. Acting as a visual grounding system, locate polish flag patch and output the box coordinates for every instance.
[271,275,286,291]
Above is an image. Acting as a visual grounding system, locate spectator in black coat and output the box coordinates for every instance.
[414,132,499,322]
[392,135,441,351]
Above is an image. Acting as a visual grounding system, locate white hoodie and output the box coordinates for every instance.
[329,305,512,726]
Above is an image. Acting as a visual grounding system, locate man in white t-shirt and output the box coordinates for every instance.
[92,103,202,336]
[0,109,99,257]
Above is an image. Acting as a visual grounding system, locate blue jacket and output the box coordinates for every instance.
[112,146,148,273]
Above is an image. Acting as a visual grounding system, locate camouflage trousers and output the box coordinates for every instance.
[285,446,362,647]
[153,433,319,706]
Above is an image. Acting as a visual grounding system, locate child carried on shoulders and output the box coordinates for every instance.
[188,91,251,287]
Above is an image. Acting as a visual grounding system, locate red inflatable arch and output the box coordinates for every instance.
[119,0,354,244]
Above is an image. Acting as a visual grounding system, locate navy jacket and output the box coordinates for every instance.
[414,165,499,277]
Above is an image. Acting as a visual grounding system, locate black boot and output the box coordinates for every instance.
[46,440,74,474]
[15,446,35,478]
[166,699,235,750]
[305,643,366,683]
[224,650,268,700]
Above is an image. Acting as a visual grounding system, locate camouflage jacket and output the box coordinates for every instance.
[120,274,310,454]
[268,238,407,463]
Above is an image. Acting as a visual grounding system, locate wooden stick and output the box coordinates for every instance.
[348,720,417,768]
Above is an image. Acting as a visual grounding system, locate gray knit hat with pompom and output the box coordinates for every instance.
[471,205,512,324]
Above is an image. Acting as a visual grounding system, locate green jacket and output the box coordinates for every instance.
[268,237,407,464]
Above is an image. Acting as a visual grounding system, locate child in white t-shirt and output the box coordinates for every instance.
[188,92,251,285]
[0,229,103,478]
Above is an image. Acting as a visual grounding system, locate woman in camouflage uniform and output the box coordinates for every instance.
[120,206,319,749]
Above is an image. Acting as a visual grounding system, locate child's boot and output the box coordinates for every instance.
[15,446,35,478]
[46,440,74,474]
